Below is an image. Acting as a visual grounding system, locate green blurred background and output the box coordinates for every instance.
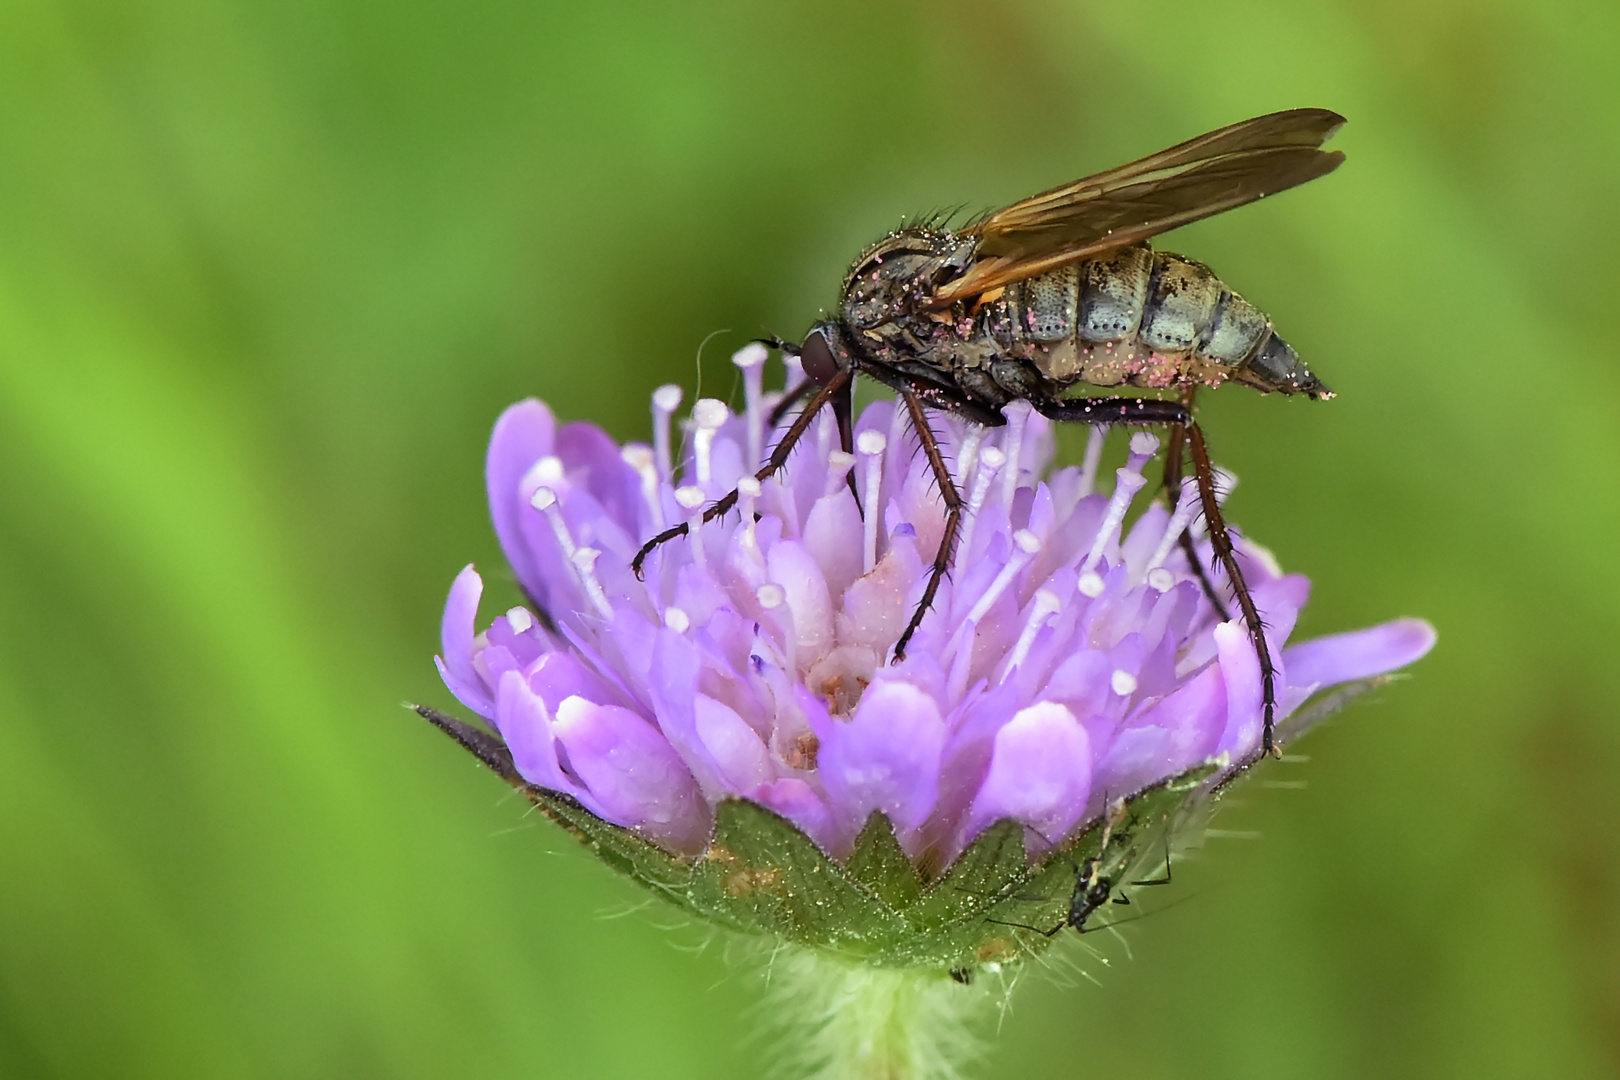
[3,0,1617,1076]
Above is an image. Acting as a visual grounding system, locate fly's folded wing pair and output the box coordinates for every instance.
[929,108,1347,305]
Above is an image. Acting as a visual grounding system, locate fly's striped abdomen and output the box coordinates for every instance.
[998,242,1328,396]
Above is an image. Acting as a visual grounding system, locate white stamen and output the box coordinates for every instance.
[998,400,1033,509]
[1146,476,1202,573]
[1147,567,1176,592]
[652,384,683,483]
[946,617,978,704]
[1076,426,1108,498]
[1079,457,1151,577]
[663,606,691,634]
[1110,669,1138,696]
[954,445,1005,580]
[956,424,987,492]
[756,583,785,609]
[691,398,729,486]
[857,430,887,574]
[571,547,613,619]
[757,585,797,673]
[824,451,856,499]
[1002,588,1062,682]
[958,529,1041,630]
[505,607,534,635]
[621,443,665,530]
[732,343,768,467]
[736,475,763,546]
[1078,571,1106,598]
[531,486,578,561]
[674,484,708,571]
[945,532,1041,679]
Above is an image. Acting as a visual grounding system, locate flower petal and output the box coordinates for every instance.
[962,702,1092,845]
[1284,618,1438,689]
[816,678,945,853]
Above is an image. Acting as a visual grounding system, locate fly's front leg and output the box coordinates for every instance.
[632,368,853,580]
[1163,387,1232,620]
[1187,422,1279,756]
[894,388,963,661]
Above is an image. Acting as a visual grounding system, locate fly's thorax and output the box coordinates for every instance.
[840,228,968,332]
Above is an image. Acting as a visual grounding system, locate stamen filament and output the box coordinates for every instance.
[857,430,887,574]
[652,384,683,483]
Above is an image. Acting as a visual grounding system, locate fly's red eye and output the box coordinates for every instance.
[801,330,840,385]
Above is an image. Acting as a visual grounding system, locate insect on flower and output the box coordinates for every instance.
[633,108,1347,756]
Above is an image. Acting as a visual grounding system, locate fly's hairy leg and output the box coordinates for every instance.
[631,368,853,579]
[1163,387,1232,620]
[893,389,964,662]
[766,376,814,428]
[1187,422,1279,755]
[832,372,861,507]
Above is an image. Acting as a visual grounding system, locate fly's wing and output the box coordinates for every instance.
[929,108,1346,305]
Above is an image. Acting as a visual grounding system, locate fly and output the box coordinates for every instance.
[633,109,1346,757]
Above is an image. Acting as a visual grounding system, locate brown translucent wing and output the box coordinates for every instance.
[930,108,1346,305]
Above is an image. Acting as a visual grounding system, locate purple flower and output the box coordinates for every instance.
[435,345,1435,857]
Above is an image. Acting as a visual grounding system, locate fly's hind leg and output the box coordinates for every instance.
[1164,387,1231,620]
[893,388,963,661]
[1028,395,1279,757]
[632,367,853,579]
[1186,422,1279,756]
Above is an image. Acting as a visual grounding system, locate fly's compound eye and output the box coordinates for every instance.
[800,329,841,385]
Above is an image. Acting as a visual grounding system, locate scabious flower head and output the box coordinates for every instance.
[434,344,1434,874]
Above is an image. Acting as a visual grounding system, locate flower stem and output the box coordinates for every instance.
[763,948,991,1080]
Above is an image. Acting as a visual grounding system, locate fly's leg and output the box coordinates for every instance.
[832,369,861,507]
[631,368,853,580]
[893,388,963,661]
[766,377,814,428]
[1027,395,1278,756]
[1163,388,1231,620]
[1187,421,1279,756]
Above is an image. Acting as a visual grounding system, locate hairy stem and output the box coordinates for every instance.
[761,949,992,1080]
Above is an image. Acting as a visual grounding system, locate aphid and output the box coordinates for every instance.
[634,109,1346,755]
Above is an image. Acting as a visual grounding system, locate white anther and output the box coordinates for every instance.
[1077,426,1107,498]
[1002,588,1062,682]
[505,607,534,635]
[652,385,683,483]
[954,446,1005,581]
[674,485,707,511]
[691,398,729,486]
[733,345,768,467]
[1079,464,1150,576]
[737,475,763,499]
[856,431,888,573]
[1128,431,1160,460]
[1146,476,1202,573]
[673,484,708,570]
[663,607,691,634]
[824,451,856,498]
[736,475,763,546]
[1013,528,1041,555]
[621,443,665,530]
[529,486,557,512]
[998,401,1033,509]
[570,547,613,619]
[1110,669,1138,696]
[756,583,786,610]
[1078,571,1106,598]
[1147,567,1176,592]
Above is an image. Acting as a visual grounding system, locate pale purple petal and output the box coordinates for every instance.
[747,779,838,854]
[486,401,556,599]
[1284,618,1438,689]
[550,696,707,851]
[962,702,1092,846]
[816,678,945,852]
[437,565,494,718]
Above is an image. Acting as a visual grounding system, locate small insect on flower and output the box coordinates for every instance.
[634,109,1347,757]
